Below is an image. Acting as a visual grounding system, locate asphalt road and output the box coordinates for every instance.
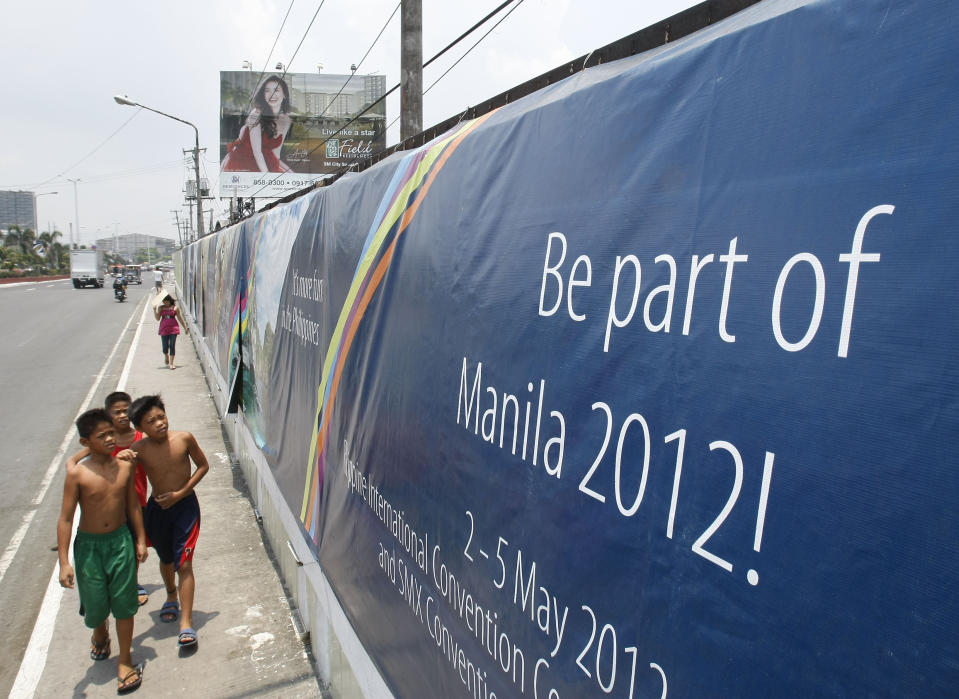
[0,277,152,696]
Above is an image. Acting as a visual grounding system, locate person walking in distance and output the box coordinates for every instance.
[155,294,188,370]
[154,268,164,292]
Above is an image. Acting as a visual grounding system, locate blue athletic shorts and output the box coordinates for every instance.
[143,492,200,569]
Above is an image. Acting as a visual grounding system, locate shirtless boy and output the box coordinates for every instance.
[58,409,148,694]
[129,394,209,649]
[66,392,150,605]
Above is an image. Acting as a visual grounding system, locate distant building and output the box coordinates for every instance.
[94,233,177,261]
[0,191,37,232]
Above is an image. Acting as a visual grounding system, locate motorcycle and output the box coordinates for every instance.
[114,282,127,302]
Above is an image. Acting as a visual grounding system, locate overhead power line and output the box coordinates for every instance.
[248,0,523,201]
[245,0,297,114]
[44,159,184,186]
[278,0,328,82]
[423,0,517,71]
[312,2,401,124]
[425,0,528,95]
[15,109,143,190]
[243,0,402,200]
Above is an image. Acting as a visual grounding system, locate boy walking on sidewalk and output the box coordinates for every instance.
[58,409,148,694]
[66,391,151,606]
[129,394,209,650]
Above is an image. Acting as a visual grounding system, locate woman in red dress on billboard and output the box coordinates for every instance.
[222,75,293,173]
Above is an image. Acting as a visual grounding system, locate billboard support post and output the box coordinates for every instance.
[401,0,423,141]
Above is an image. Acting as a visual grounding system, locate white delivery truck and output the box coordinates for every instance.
[70,249,105,288]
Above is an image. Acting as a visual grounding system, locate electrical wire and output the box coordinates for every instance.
[242,0,403,200]
[423,0,517,70]
[198,158,227,218]
[278,0,328,84]
[11,109,143,190]
[45,160,184,186]
[261,0,525,199]
[244,0,297,114]
[425,0,527,95]
[311,2,400,124]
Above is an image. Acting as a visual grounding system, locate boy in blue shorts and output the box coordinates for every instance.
[58,409,148,693]
[129,394,209,650]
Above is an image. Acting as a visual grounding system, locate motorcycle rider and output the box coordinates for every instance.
[113,274,128,301]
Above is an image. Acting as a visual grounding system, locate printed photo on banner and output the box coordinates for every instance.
[219,70,387,199]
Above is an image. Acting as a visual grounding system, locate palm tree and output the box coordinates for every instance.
[36,230,63,268]
[4,224,23,250]
[51,241,69,272]
[1,247,23,271]
[19,228,36,257]
[7,227,37,263]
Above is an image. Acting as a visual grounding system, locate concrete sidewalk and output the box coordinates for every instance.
[26,292,324,698]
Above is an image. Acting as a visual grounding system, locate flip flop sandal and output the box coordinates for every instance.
[137,585,149,606]
[177,627,198,648]
[159,600,179,623]
[117,663,143,694]
[90,635,111,661]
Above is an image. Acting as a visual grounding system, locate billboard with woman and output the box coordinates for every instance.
[219,70,387,199]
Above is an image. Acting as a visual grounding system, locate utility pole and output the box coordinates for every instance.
[401,0,423,141]
[184,146,206,240]
[171,210,183,247]
[68,178,81,247]
[195,143,204,239]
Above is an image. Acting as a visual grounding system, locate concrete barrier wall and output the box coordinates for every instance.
[188,306,390,697]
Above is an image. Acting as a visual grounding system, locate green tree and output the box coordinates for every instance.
[1,247,24,271]
[17,228,36,257]
[50,241,69,272]
[5,227,40,269]
[4,225,23,250]
[35,230,63,271]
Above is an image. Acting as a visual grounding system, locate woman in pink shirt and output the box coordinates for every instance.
[155,295,188,369]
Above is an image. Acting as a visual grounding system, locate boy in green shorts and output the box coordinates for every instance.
[58,408,148,694]
[66,392,151,606]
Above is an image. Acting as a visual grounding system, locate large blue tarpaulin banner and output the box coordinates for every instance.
[178,0,959,695]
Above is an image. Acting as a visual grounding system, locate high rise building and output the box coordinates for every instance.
[0,191,37,232]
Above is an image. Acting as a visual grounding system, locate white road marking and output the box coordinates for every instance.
[8,297,149,699]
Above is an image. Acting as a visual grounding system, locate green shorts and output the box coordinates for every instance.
[73,525,139,627]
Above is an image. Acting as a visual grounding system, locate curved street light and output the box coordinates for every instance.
[33,191,57,239]
[113,95,204,240]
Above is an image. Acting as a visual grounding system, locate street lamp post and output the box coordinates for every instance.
[66,178,80,247]
[113,95,204,240]
[33,191,58,234]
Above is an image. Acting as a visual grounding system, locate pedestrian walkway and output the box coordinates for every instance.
[18,291,324,698]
